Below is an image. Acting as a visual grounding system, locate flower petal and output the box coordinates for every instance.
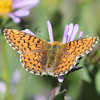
[10,69,21,85]
[12,0,40,9]
[78,31,83,39]
[8,13,21,23]
[66,23,74,42]
[70,24,79,41]
[62,25,68,44]
[34,95,47,100]
[47,20,54,43]
[22,29,36,36]
[0,81,7,94]
[58,75,64,82]
[13,9,29,17]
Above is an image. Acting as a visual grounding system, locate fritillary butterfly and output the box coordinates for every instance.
[4,29,99,76]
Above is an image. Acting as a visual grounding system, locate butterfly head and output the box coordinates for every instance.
[51,41,63,46]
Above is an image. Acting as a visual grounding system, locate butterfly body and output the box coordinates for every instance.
[44,42,63,74]
[4,29,99,76]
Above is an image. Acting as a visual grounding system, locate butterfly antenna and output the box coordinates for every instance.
[39,31,50,40]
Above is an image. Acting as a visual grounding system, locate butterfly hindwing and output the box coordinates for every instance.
[20,50,49,75]
[49,50,76,76]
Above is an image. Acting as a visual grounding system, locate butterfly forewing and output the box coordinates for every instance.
[61,37,99,58]
[4,29,51,54]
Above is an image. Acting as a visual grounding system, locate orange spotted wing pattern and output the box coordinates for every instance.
[4,29,99,76]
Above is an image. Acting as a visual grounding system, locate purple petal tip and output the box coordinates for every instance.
[58,75,64,82]
[22,29,36,36]
[47,20,54,43]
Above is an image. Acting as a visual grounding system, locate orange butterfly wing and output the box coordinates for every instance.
[4,29,50,53]
[21,50,49,75]
[50,37,99,76]
[49,50,76,76]
[4,29,99,77]
[4,29,51,75]
[62,37,99,58]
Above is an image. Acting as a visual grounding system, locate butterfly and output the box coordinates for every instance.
[4,29,99,77]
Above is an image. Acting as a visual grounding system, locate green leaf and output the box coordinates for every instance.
[53,89,66,100]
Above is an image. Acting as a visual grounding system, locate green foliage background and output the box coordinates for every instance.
[0,0,100,100]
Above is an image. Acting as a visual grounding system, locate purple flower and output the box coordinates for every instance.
[0,0,40,23]
[0,81,7,94]
[22,29,36,36]
[46,20,84,82]
[34,91,51,100]
[10,68,21,85]
[10,68,21,95]
[23,20,84,83]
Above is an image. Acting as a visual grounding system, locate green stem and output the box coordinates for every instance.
[50,82,62,100]
[1,35,12,100]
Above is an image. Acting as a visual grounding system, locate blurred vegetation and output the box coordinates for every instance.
[0,0,100,100]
